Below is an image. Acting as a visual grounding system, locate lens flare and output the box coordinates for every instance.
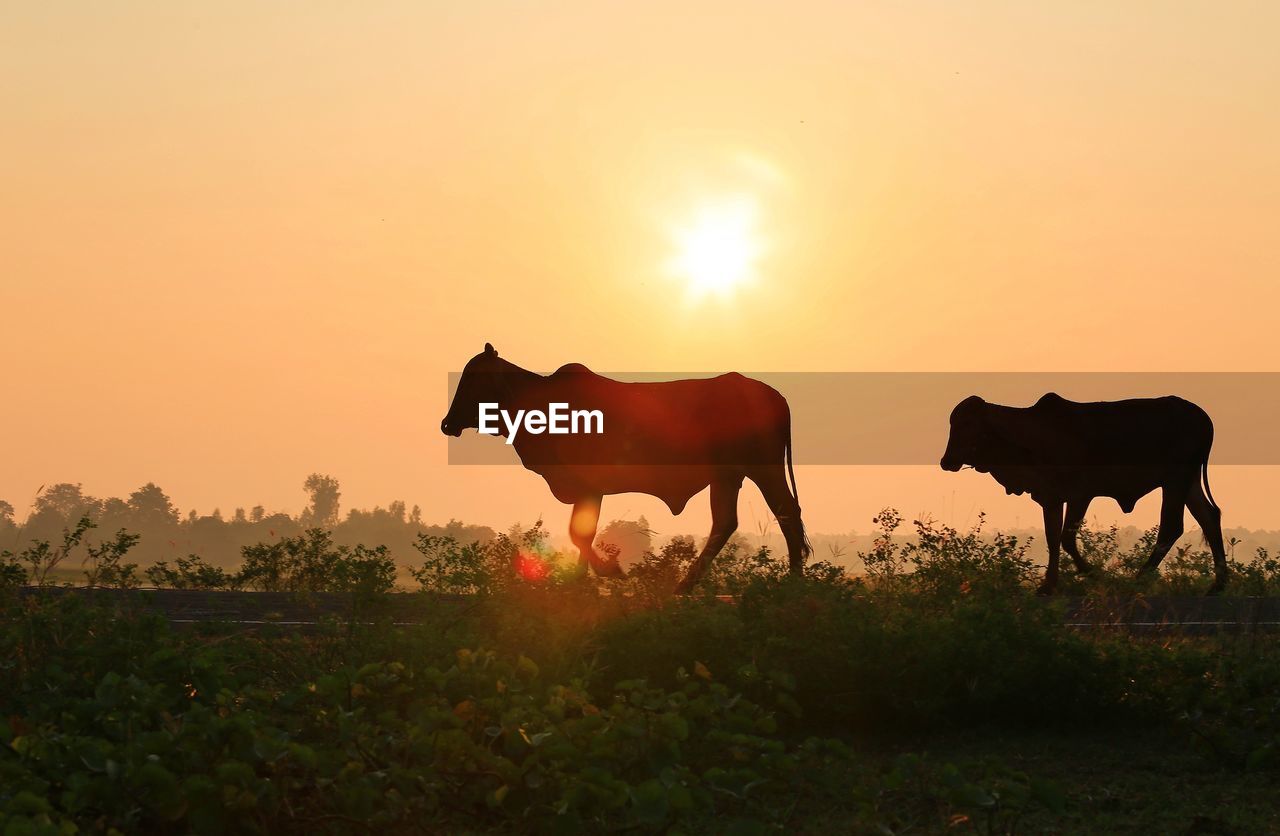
[516,550,551,582]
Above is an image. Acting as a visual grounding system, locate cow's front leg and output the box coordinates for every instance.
[674,479,741,595]
[569,496,624,579]
[1037,501,1064,595]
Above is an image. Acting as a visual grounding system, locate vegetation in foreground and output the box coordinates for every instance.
[2,511,1279,834]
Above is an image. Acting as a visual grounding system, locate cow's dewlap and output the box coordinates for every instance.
[477,402,604,444]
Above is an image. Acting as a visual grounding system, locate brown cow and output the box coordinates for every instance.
[440,344,810,592]
[940,392,1228,594]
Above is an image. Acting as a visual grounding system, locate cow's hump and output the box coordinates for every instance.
[554,362,595,376]
[1034,392,1069,409]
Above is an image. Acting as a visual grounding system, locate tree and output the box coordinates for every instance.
[126,483,180,527]
[301,474,341,529]
[596,516,654,570]
[34,483,100,522]
[0,500,15,540]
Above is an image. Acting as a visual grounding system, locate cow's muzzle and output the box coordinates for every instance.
[441,417,462,437]
[940,456,963,472]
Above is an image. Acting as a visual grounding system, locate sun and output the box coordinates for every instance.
[667,196,763,298]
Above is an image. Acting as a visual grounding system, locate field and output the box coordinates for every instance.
[3,513,1280,834]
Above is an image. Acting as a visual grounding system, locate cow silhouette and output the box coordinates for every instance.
[440,344,811,592]
[940,393,1228,594]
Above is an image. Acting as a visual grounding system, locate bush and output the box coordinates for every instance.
[1,515,96,586]
[0,594,854,833]
[411,520,567,594]
[236,529,397,594]
[861,509,1037,596]
[1181,638,1280,770]
[145,554,240,590]
[82,529,142,589]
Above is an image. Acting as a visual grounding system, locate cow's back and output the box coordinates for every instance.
[1040,394,1212,466]
[997,394,1214,507]
[512,368,791,505]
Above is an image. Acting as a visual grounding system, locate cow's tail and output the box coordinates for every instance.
[1202,461,1218,511]
[784,410,813,560]
[1193,417,1221,550]
[1201,421,1219,513]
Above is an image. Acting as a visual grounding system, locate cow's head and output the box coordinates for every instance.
[940,395,991,472]
[440,343,507,437]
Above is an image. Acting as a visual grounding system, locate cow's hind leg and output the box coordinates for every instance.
[1186,481,1228,595]
[569,496,625,579]
[673,478,742,595]
[748,465,810,576]
[1061,498,1093,575]
[1138,480,1190,579]
[1038,501,1065,595]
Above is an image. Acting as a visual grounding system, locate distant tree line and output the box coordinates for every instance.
[0,475,496,572]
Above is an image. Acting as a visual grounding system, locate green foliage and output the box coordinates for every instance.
[621,536,697,599]
[410,528,514,595]
[145,554,240,590]
[237,528,397,594]
[1180,638,1280,770]
[2,516,96,586]
[82,528,142,589]
[862,509,1036,596]
[0,595,854,833]
[3,509,1280,833]
[0,555,24,589]
[848,752,1067,834]
[1225,543,1280,596]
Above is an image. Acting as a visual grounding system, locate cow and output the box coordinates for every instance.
[440,344,811,592]
[940,392,1228,595]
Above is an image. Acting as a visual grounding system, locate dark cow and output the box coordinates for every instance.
[440,344,811,592]
[940,393,1227,594]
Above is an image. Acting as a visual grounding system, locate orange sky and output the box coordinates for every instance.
[4,2,1280,538]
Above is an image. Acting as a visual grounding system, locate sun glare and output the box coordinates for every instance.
[668,197,763,299]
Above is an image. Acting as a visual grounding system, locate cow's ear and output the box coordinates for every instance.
[484,342,497,357]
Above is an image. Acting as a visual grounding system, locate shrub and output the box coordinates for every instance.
[0,594,856,833]
[1,515,96,586]
[861,508,1036,597]
[82,529,142,589]
[236,529,397,594]
[145,554,240,590]
[1181,637,1280,770]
